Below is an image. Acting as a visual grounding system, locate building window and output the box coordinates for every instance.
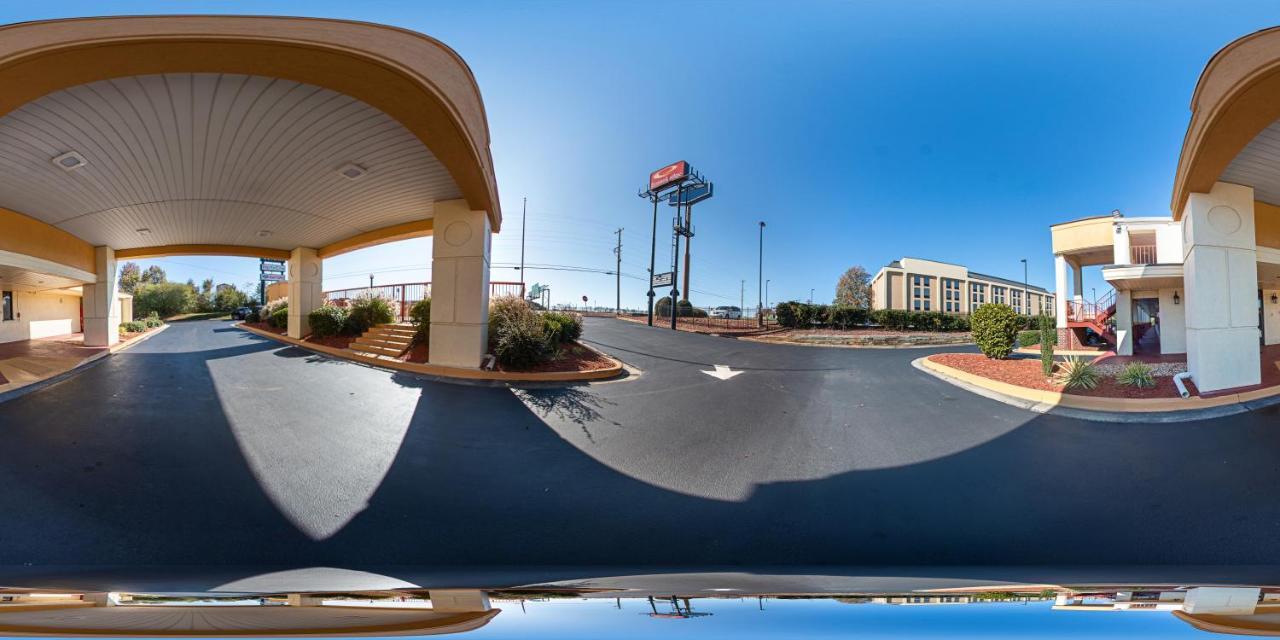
[1,290,11,321]
[943,278,961,313]
[911,275,932,311]
[970,283,985,308]
[1011,289,1023,314]
[992,286,1006,305]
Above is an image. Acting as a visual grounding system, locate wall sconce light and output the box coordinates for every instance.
[1272,293,1278,304]
[1173,291,1181,305]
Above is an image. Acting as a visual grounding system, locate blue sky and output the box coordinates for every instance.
[7,1,1280,309]
[464,598,1206,639]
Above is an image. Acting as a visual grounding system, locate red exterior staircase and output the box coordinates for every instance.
[1066,290,1117,346]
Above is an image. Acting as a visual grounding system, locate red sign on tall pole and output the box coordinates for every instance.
[649,160,689,192]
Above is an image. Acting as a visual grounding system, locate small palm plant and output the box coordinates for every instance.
[1115,362,1156,388]
[1053,356,1101,390]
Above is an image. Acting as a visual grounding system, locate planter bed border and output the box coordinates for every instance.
[237,322,625,383]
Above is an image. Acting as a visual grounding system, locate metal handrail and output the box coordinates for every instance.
[322,281,526,322]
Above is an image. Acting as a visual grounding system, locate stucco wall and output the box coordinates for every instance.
[1158,288,1188,354]
[0,289,80,343]
[1264,288,1280,346]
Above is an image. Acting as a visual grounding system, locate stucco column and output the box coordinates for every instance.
[1071,259,1083,304]
[287,247,323,339]
[429,590,491,613]
[429,199,491,368]
[82,246,119,347]
[1182,181,1261,392]
[1114,290,1133,356]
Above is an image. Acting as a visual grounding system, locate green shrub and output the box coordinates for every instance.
[409,298,431,342]
[1115,361,1156,388]
[345,294,395,335]
[775,301,802,328]
[1017,330,1041,347]
[828,305,868,329]
[245,307,261,323]
[970,303,1020,359]
[490,295,535,341]
[1053,356,1101,390]
[1038,314,1055,376]
[269,305,289,329]
[119,320,147,333]
[871,308,908,330]
[494,310,552,368]
[143,316,163,329]
[308,305,349,338]
[543,310,583,343]
[654,297,705,318]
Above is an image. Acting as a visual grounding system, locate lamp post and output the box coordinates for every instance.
[809,288,814,304]
[766,279,770,309]
[757,221,765,325]
[1020,258,1028,316]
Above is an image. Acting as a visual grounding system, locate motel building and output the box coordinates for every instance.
[870,257,1055,316]
[1048,25,1280,394]
[1053,587,1280,636]
[0,589,497,637]
[0,16,501,368]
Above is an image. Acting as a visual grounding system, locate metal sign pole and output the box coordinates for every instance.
[670,187,684,330]
[647,192,658,326]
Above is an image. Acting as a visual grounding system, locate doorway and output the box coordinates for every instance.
[1133,297,1161,355]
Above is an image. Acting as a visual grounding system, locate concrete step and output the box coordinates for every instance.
[354,335,412,348]
[368,325,416,337]
[349,343,404,357]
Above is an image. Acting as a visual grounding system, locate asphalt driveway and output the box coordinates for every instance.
[1,317,1278,583]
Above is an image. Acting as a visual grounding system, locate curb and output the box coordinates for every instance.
[0,323,169,406]
[912,355,1280,423]
[237,323,627,385]
[740,335,973,350]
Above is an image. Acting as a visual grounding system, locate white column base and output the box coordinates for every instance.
[429,200,491,369]
[1114,290,1133,356]
[82,246,119,347]
[287,247,323,339]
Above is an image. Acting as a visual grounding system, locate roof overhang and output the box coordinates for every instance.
[0,15,501,264]
[1101,264,1184,290]
[1172,26,1280,217]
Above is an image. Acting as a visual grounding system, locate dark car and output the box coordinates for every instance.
[231,307,254,320]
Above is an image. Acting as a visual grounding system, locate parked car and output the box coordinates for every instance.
[231,306,254,320]
[710,306,743,319]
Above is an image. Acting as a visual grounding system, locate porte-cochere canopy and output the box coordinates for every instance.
[0,16,500,365]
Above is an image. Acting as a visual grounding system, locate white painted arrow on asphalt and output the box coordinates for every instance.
[701,364,742,380]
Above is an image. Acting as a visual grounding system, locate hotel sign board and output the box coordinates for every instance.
[666,181,712,207]
[260,258,286,274]
[648,160,689,192]
[652,271,674,287]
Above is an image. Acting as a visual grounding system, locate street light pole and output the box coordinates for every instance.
[1020,258,1028,316]
[519,197,527,297]
[810,288,814,304]
[758,221,765,325]
[766,279,770,309]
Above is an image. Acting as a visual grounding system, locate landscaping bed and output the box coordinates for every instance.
[928,353,1191,399]
[754,327,971,347]
[304,334,356,350]
[242,321,286,335]
[496,341,615,373]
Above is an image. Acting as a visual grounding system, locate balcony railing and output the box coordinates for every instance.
[322,281,526,322]
[1129,244,1157,265]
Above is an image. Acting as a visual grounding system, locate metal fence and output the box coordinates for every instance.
[323,281,526,322]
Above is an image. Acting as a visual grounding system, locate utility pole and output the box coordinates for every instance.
[740,279,745,313]
[766,279,770,309]
[810,288,814,303]
[646,192,659,326]
[758,221,765,325]
[613,227,623,315]
[519,197,527,297]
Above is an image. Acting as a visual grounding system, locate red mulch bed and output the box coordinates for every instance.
[243,321,286,335]
[617,314,772,336]
[401,342,429,364]
[495,341,617,373]
[304,335,355,350]
[929,353,1187,399]
[774,328,970,339]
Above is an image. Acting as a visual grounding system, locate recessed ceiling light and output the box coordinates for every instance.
[338,163,367,180]
[136,228,151,236]
[52,151,87,171]
[257,230,272,238]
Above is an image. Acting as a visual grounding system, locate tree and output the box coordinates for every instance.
[141,265,166,285]
[133,281,195,319]
[213,283,250,311]
[118,262,141,294]
[834,265,872,308]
